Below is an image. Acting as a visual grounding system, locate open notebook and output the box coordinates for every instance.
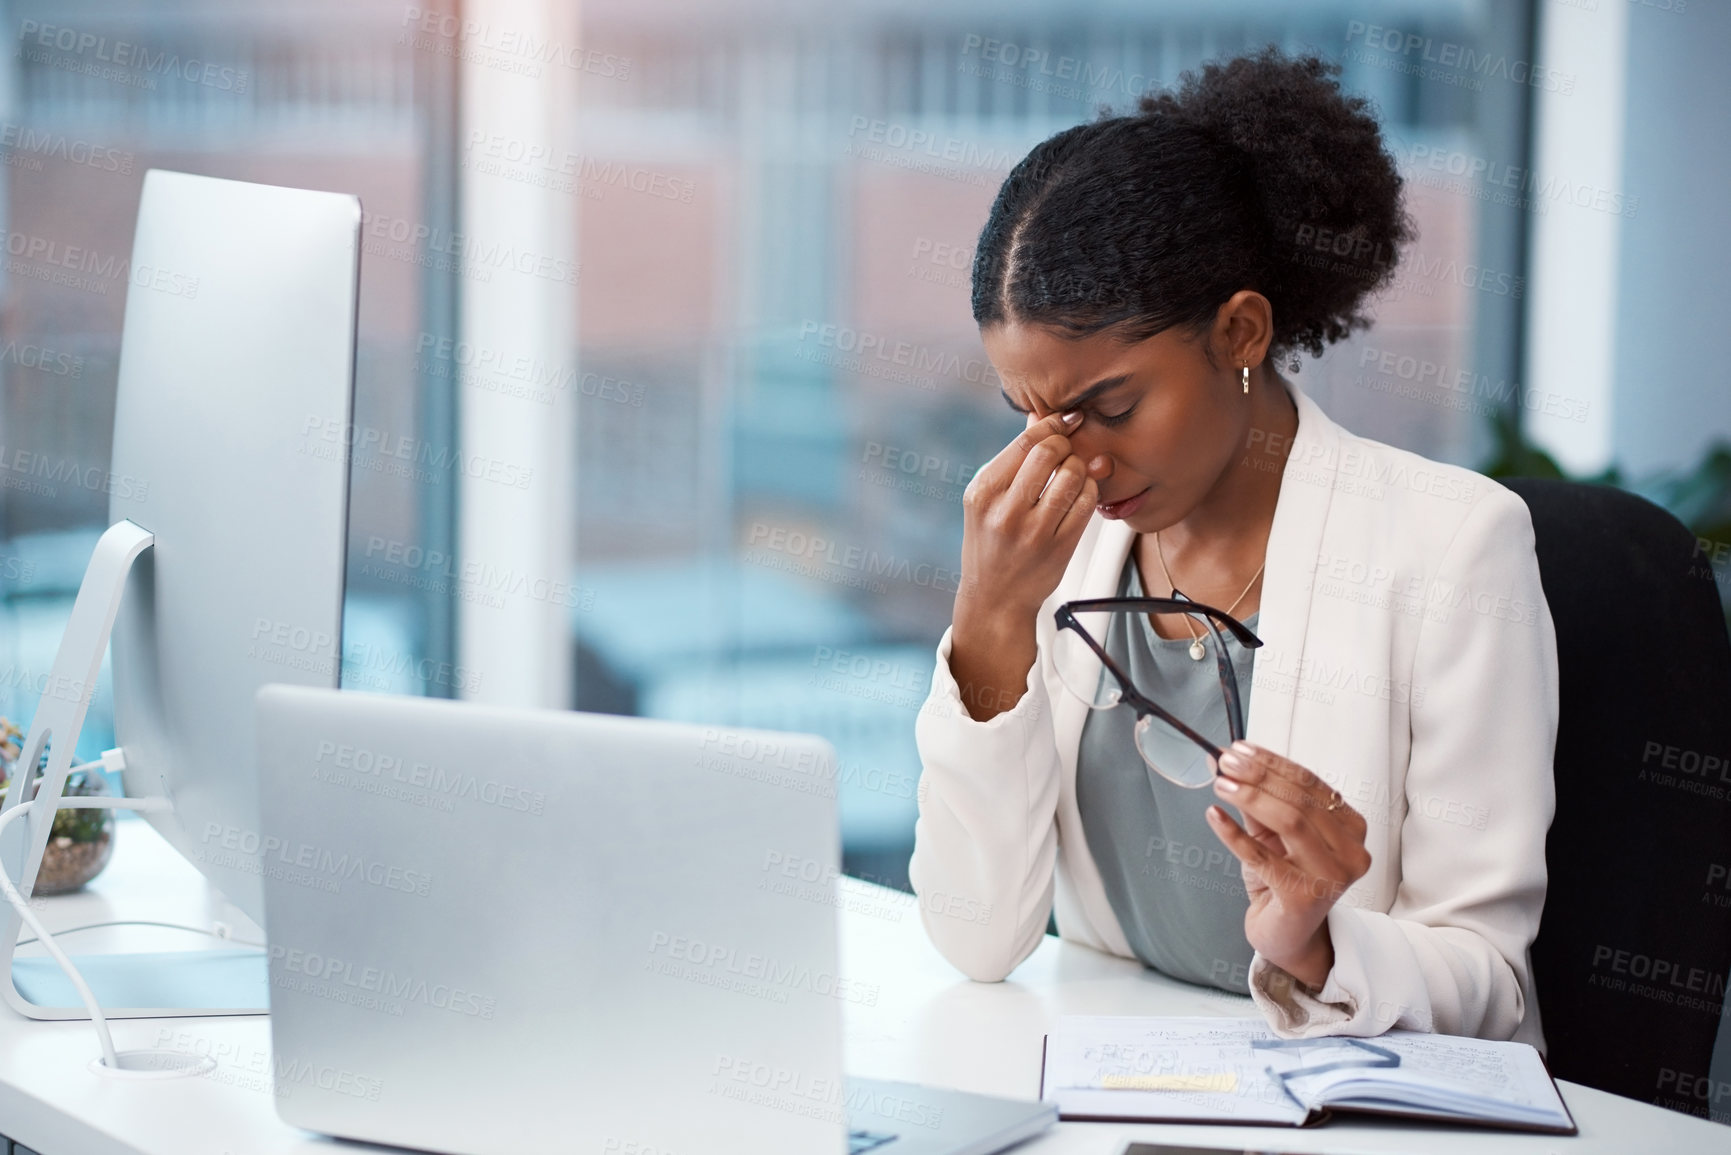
[1040,1017,1576,1134]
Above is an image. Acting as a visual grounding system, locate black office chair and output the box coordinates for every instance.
[1503,477,1731,1119]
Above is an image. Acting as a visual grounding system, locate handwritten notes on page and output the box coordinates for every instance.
[1042,1017,1308,1124]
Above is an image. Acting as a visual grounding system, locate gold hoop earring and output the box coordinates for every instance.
[1241,365,1250,394]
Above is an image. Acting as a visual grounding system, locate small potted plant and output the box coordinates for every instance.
[0,718,116,895]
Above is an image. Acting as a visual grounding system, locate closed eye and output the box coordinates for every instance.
[1092,405,1136,428]
[999,390,1028,416]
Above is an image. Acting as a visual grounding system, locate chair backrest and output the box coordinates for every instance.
[1504,477,1731,1121]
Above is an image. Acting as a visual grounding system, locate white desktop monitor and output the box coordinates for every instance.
[107,169,360,927]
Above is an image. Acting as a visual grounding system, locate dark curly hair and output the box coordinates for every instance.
[971,47,1415,362]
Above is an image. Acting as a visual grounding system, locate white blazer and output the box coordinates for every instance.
[909,384,1559,1050]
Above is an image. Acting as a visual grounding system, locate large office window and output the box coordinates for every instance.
[568,0,1542,886]
[0,0,463,765]
[0,0,1602,888]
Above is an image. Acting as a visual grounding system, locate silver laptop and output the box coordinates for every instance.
[253,686,1056,1155]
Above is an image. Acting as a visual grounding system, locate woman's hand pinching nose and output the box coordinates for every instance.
[955,409,1100,618]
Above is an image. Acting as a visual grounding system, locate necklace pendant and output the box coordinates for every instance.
[1188,638,1207,661]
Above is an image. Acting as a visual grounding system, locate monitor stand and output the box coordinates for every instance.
[0,519,269,1022]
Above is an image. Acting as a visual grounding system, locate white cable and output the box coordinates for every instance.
[0,801,116,1067]
[16,921,266,950]
[0,793,172,1071]
[57,749,128,779]
[22,796,160,809]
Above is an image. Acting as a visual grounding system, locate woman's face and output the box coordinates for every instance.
[980,317,1256,534]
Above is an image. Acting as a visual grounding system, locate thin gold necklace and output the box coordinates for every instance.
[1150,532,1265,661]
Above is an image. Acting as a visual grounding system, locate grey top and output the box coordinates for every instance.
[1074,557,1260,995]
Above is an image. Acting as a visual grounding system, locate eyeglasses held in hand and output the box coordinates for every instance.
[1053,593,1263,788]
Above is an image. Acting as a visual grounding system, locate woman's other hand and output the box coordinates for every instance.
[1204,741,1372,989]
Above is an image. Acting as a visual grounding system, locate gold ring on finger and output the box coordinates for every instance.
[1325,789,1344,812]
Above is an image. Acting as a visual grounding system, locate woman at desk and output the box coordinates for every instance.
[909,49,1559,1049]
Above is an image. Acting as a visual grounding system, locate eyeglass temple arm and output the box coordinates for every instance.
[1053,608,1228,755]
[1055,600,1248,746]
[1140,692,1226,757]
[1197,611,1247,744]
[1060,596,1263,649]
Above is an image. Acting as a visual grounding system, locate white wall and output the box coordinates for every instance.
[1523,0,1626,476]
[1527,0,1731,478]
[1609,0,1731,477]
[457,0,580,706]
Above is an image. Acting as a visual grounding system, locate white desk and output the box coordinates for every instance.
[1,821,1726,1154]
